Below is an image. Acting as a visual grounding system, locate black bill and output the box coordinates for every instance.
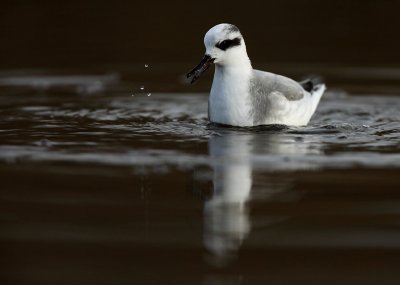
[186,54,215,84]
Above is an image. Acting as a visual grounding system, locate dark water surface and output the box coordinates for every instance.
[2,1,400,284]
[0,69,400,285]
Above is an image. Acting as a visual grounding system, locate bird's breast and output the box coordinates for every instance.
[208,70,253,126]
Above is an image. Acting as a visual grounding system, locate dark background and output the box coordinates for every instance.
[1,0,400,69]
[1,3,400,285]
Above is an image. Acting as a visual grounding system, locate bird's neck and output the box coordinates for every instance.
[209,57,253,126]
[214,53,253,82]
[216,52,252,71]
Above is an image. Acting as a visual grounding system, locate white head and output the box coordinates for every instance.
[204,23,249,66]
[187,23,251,83]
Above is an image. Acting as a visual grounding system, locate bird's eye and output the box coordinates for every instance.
[217,40,231,50]
[216,38,241,51]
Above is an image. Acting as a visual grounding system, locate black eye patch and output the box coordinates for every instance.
[215,37,241,51]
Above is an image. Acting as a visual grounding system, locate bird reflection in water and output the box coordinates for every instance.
[202,128,322,284]
[204,133,252,267]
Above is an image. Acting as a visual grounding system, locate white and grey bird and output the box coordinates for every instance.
[187,23,326,127]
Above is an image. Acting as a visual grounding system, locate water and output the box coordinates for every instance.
[3,0,400,283]
[0,71,400,284]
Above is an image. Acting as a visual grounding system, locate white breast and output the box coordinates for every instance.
[208,66,253,126]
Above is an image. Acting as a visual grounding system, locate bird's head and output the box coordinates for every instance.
[187,23,249,83]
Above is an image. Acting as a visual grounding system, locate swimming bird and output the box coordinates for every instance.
[187,23,326,127]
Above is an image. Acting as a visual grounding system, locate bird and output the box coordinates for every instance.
[187,23,326,127]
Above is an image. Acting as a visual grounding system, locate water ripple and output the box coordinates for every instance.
[0,93,399,172]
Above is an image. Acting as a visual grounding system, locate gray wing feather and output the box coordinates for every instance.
[250,70,305,101]
[248,70,305,125]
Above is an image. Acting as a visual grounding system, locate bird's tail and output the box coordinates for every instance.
[310,83,326,114]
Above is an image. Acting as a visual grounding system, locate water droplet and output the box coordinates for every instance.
[147,93,151,96]
[140,86,145,91]
[144,64,149,68]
